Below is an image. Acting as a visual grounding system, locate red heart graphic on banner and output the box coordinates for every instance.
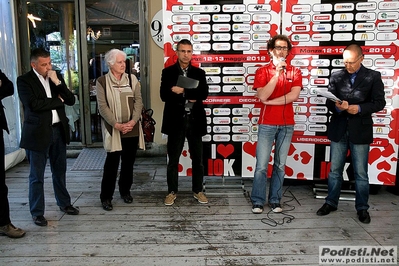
[247,166,253,172]
[178,163,183,173]
[243,142,257,157]
[300,151,312,164]
[294,154,299,161]
[217,144,234,158]
[186,168,192,176]
[182,150,188,157]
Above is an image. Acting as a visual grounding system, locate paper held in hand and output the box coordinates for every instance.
[177,75,199,89]
[317,90,342,103]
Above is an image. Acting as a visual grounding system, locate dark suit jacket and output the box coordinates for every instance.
[17,70,75,151]
[0,70,14,134]
[160,62,209,136]
[327,65,386,144]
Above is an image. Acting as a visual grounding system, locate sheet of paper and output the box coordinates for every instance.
[177,75,199,89]
[317,89,342,103]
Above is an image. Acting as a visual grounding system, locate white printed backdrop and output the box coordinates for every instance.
[162,0,399,185]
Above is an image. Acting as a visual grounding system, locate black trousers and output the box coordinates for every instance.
[0,130,11,226]
[100,136,139,201]
[166,114,204,194]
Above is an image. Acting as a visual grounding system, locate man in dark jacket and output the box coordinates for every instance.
[17,48,79,226]
[0,69,25,238]
[160,39,209,206]
[316,44,386,223]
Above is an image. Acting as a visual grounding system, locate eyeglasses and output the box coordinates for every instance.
[343,56,362,65]
[274,46,288,51]
[177,50,192,54]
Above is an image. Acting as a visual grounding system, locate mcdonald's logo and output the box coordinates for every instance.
[317,69,324,75]
[295,106,302,112]
[340,14,347,20]
[361,33,368,40]
[376,127,383,133]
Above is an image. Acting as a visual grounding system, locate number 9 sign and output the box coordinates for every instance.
[151,10,163,49]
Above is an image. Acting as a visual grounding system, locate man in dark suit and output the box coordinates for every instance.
[160,39,209,206]
[0,69,25,238]
[17,48,79,226]
[316,44,386,223]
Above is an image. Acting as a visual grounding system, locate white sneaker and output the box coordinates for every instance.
[252,205,264,214]
[270,203,282,213]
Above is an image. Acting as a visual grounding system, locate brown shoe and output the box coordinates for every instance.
[164,192,177,206]
[193,192,208,204]
[0,223,26,238]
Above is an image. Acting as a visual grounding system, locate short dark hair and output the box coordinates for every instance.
[344,44,364,57]
[30,48,50,63]
[267,34,292,51]
[176,39,192,50]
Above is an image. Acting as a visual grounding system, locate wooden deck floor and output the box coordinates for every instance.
[1,156,398,265]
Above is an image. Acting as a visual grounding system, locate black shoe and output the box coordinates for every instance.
[357,210,371,224]
[32,215,48,226]
[316,203,337,216]
[59,205,80,215]
[102,200,113,211]
[121,194,133,204]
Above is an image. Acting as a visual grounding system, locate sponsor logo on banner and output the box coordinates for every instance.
[310,97,327,104]
[311,69,330,76]
[208,85,221,93]
[356,12,376,21]
[252,24,271,32]
[223,67,246,75]
[251,118,259,126]
[333,23,354,31]
[373,117,391,125]
[313,4,333,12]
[232,126,250,133]
[206,117,212,124]
[233,14,251,22]
[213,126,231,133]
[205,108,211,116]
[251,135,258,142]
[310,106,328,114]
[312,24,332,32]
[302,78,309,86]
[292,34,311,42]
[193,43,211,51]
[376,68,394,76]
[232,117,250,124]
[232,135,250,142]
[206,76,221,84]
[294,105,307,113]
[311,59,331,67]
[294,114,307,122]
[311,78,329,86]
[252,33,271,41]
[334,3,354,11]
[382,79,394,87]
[222,85,245,93]
[377,22,398,31]
[333,33,353,41]
[294,124,307,131]
[309,124,327,132]
[374,126,388,135]
[172,15,191,23]
[232,43,251,51]
[375,59,395,67]
[356,2,377,10]
[247,67,258,74]
[313,14,332,22]
[251,108,261,115]
[248,4,272,12]
[223,76,245,83]
[172,24,190,33]
[252,43,268,50]
[292,4,311,13]
[253,14,271,22]
[213,117,231,124]
[212,43,231,51]
[192,34,211,42]
[212,24,231,32]
[192,14,211,23]
[379,1,399,10]
[292,14,311,22]
[212,33,231,41]
[355,23,375,31]
[232,108,250,115]
[173,34,191,42]
[309,115,328,123]
[192,24,211,32]
[334,13,354,21]
[355,32,375,41]
[212,14,231,22]
[362,58,373,67]
[247,85,255,93]
[203,67,221,75]
[291,59,310,67]
[378,12,399,20]
[233,24,251,31]
[213,135,231,142]
[246,75,255,84]
[223,4,246,12]
[202,135,211,142]
[301,69,309,76]
[293,25,311,32]
[312,34,332,41]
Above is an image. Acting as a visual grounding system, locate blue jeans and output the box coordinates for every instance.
[326,131,370,211]
[251,124,294,206]
[27,124,71,217]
